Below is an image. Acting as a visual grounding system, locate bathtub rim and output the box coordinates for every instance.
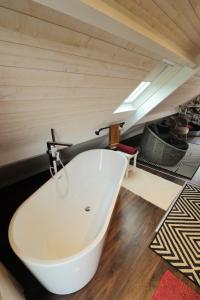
[8,149,127,266]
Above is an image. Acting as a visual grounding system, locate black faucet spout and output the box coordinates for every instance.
[47,141,73,149]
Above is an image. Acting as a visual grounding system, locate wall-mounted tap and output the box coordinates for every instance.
[95,122,125,135]
[47,129,72,175]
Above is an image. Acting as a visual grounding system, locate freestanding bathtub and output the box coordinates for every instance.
[8,149,127,295]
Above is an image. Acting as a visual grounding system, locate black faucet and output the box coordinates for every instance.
[47,141,72,149]
[47,129,72,175]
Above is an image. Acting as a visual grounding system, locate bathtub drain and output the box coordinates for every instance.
[85,206,91,212]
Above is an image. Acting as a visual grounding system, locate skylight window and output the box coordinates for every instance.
[114,61,180,114]
[124,81,151,103]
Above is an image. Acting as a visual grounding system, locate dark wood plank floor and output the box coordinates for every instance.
[37,187,200,300]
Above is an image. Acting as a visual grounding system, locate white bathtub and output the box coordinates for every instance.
[8,149,127,295]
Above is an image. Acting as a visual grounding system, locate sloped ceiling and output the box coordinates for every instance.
[33,0,200,128]
[0,0,200,167]
[114,0,200,64]
[34,0,200,66]
[139,71,200,125]
[0,0,161,166]
[148,72,200,116]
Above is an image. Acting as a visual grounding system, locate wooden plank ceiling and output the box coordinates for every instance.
[0,0,161,166]
[0,0,200,166]
[93,0,200,66]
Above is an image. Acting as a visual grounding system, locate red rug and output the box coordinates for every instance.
[152,271,200,300]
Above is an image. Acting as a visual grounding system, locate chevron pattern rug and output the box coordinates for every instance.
[150,183,200,287]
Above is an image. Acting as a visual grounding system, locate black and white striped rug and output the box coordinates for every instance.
[150,183,200,287]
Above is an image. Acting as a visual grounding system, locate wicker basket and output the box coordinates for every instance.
[140,126,188,166]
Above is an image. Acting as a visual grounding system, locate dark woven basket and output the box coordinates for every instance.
[140,126,188,166]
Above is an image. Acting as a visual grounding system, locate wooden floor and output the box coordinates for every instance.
[36,187,200,300]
